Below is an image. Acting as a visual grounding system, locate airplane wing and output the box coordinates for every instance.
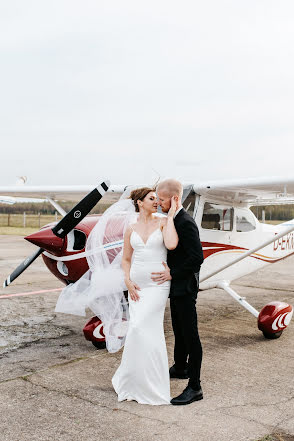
[0,184,125,202]
[194,176,294,206]
[3,176,294,206]
[0,196,46,204]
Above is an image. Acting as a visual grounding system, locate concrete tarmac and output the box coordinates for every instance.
[0,235,293,441]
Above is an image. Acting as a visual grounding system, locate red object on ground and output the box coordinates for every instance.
[83,316,105,342]
[258,301,293,335]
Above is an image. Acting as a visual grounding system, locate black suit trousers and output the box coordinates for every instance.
[170,293,202,390]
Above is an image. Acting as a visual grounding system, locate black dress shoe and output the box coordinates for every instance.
[171,386,203,405]
[169,364,188,379]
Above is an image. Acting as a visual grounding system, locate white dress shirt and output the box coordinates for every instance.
[174,206,183,219]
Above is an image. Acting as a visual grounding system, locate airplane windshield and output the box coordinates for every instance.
[182,186,196,218]
[201,202,233,231]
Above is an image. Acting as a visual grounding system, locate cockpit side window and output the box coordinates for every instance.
[201,202,233,231]
[235,208,256,232]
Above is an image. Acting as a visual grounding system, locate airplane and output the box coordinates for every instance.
[0,177,44,204]
[0,196,15,205]
[0,196,46,204]
[0,176,293,348]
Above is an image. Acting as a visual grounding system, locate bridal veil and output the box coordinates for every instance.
[55,198,137,353]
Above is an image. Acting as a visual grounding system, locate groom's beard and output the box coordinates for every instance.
[158,206,169,214]
[157,202,171,214]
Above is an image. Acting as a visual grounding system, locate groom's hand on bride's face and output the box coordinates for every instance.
[151,262,172,285]
[167,196,177,217]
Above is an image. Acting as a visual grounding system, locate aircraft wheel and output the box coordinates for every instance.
[262,330,283,339]
[92,340,106,349]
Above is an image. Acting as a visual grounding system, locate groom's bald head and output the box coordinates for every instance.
[157,179,183,198]
[156,179,183,213]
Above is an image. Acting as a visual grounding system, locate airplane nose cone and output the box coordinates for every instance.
[25,227,64,255]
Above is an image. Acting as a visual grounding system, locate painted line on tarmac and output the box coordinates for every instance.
[0,288,63,299]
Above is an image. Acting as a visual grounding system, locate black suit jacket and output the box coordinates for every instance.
[167,208,203,297]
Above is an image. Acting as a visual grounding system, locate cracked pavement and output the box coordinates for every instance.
[0,235,293,441]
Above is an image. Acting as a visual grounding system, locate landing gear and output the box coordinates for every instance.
[258,302,293,339]
[217,282,293,339]
[262,330,283,339]
[83,316,106,349]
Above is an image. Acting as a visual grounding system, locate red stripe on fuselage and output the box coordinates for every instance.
[202,242,246,259]
[202,241,294,263]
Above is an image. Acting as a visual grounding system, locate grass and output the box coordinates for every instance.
[0,214,62,236]
[0,226,38,236]
[0,213,61,228]
[264,220,286,225]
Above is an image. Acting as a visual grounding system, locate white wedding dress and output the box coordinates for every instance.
[112,226,171,405]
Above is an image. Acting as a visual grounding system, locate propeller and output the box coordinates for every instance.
[3,180,110,288]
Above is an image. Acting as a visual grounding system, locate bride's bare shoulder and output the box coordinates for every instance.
[125,225,134,235]
[155,215,167,229]
[128,222,138,232]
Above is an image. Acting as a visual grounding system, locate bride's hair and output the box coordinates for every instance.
[130,187,156,212]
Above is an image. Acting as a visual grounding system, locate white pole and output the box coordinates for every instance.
[262,210,265,223]
[200,222,294,283]
[23,212,26,228]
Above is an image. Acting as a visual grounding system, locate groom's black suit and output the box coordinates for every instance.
[167,208,204,390]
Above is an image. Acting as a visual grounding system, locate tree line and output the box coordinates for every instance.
[250,205,294,220]
[0,201,112,215]
[1,202,294,221]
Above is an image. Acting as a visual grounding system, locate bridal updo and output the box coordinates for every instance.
[130,187,156,212]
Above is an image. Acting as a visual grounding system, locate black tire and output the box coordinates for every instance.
[92,340,106,349]
[262,330,283,339]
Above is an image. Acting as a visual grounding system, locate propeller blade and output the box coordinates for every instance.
[3,180,111,288]
[3,248,44,288]
[52,180,110,238]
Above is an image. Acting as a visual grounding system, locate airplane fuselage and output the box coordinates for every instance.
[25,194,294,289]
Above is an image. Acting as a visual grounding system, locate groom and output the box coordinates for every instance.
[152,179,204,405]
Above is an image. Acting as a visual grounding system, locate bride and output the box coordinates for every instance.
[112,187,178,405]
[55,186,178,405]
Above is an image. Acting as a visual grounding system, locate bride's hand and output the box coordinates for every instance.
[125,278,141,301]
[168,196,177,218]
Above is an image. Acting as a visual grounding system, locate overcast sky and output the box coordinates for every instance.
[1,1,294,186]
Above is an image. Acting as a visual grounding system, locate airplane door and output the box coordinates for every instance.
[199,200,234,244]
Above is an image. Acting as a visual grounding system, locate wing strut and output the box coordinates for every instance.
[46,197,67,217]
[217,281,259,317]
